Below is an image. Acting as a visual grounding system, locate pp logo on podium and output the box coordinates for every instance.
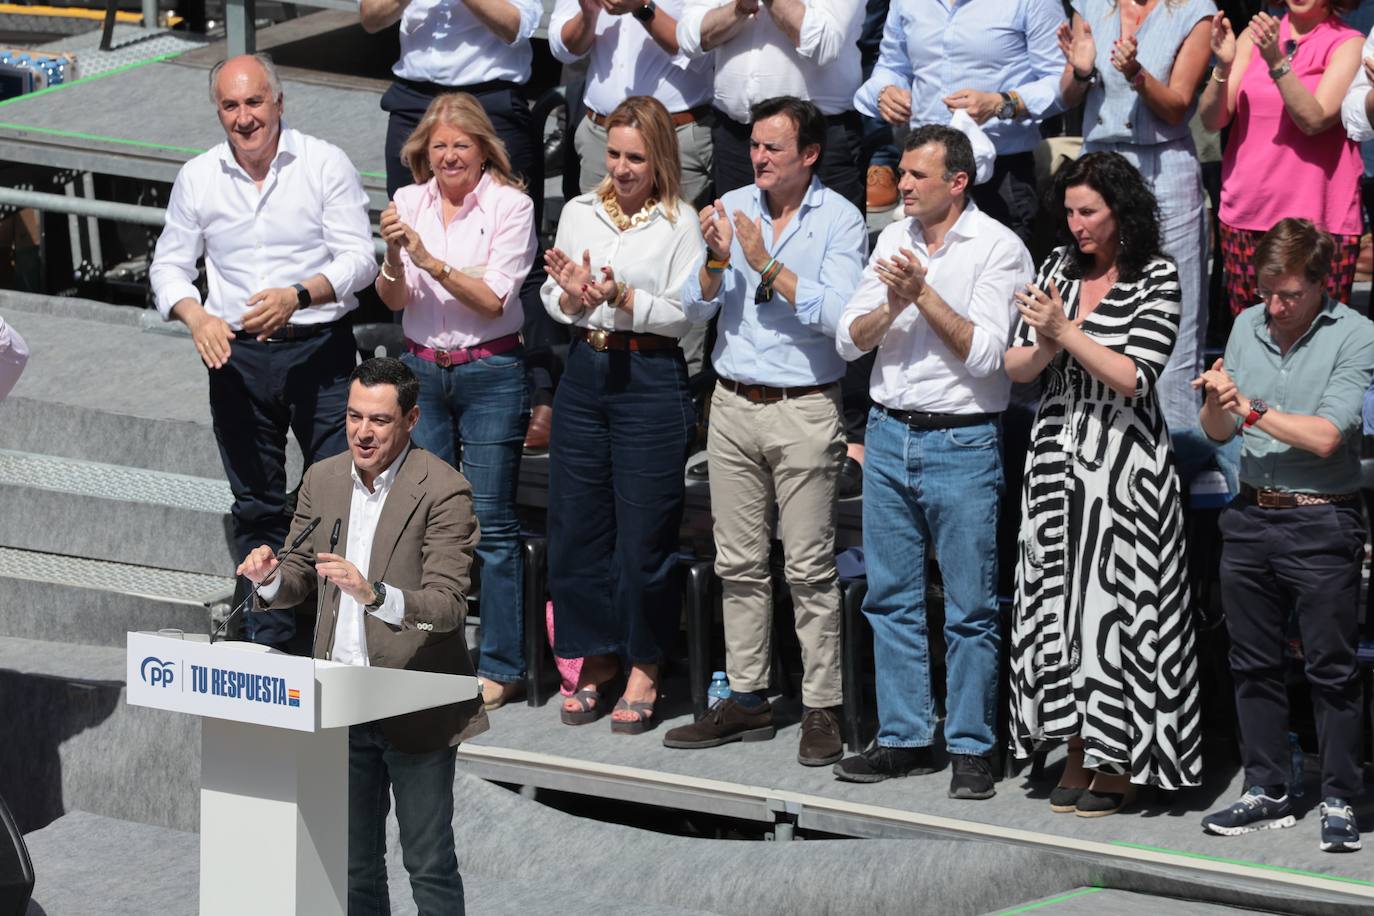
[140,656,176,688]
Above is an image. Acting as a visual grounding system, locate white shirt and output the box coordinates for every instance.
[540,193,705,338]
[256,447,410,666]
[677,0,863,122]
[391,0,542,86]
[548,0,713,115]
[0,315,29,403]
[149,128,376,329]
[1340,32,1374,142]
[837,203,1033,413]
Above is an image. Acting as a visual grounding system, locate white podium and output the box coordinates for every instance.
[126,631,478,916]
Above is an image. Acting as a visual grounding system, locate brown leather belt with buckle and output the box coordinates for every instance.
[573,326,679,353]
[717,377,836,404]
[879,405,994,430]
[1239,484,1359,509]
[587,105,711,129]
[405,333,521,368]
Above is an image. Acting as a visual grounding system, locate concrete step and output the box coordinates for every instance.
[0,448,238,575]
[0,635,199,835]
[0,546,230,646]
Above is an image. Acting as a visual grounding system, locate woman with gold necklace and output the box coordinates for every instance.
[1058,0,1217,459]
[540,95,705,735]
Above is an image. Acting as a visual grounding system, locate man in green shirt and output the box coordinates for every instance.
[1195,218,1374,855]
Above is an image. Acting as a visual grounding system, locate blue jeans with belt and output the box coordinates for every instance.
[547,339,694,662]
[861,408,1003,756]
[347,724,463,916]
[403,349,529,683]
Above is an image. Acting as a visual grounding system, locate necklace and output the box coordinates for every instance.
[601,189,659,231]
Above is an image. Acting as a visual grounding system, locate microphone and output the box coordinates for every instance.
[211,517,323,645]
[311,519,344,659]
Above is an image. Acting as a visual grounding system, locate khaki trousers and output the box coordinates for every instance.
[707,383,846,708]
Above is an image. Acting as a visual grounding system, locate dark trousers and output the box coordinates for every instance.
[711,108,866,214]
[971,151,1038,249]
[208,324,354,647]
[1218,499,1366,800]
[547,340,694,662]
[348,724,464,916]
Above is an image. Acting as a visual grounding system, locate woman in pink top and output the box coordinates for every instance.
[377,92,538,711]
[1198,3,1363,315]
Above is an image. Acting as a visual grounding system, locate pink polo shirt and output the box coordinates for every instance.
[394,172,537,349]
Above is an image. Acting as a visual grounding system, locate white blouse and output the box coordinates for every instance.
[540,193,705,339]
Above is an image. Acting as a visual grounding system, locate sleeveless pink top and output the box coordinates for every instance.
[1219,15,1363,236]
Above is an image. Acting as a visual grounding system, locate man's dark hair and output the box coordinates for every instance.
[349,357,420,414]
[750,96,827,161]
[903,125,977,187]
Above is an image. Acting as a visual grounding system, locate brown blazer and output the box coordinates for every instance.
[266,446,488,752]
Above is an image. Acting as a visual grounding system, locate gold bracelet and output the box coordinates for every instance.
[379,260,399,283]
[1211,69,1229,84]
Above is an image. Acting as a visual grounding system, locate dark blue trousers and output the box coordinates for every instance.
[547,339,694,663]
[209,324,353,647]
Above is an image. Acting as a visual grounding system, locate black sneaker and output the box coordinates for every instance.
[833,744,936,783]
[1320,797,1362,853]
[1201,786,1295,836]
[948,754,996,800]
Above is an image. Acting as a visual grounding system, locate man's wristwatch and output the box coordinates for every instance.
[292,282,311,308]
[632,0,656,22]
[366,580,387,609]
[1071,67,1099,85]
[997,91,1016,120]
[1243,398,1269,429]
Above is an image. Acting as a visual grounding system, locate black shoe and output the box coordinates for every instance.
[1049,785,1086,813]
[837,457,862,500]
[948,754,996,800]
[833,744,935,783]
[1075,785,1136,818]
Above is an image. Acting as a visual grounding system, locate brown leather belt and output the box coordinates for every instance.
[573,326,679,353]
[718,377,836,404]
[587,105,711,129]
[879,404,994,430]
[1239,484,1359,509]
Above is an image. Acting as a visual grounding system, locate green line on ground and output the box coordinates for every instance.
[1111,841,1374,888]
[0,121,205,155]
[993,887,1101,914]
[360,170,385,179]
[0,51,187,108]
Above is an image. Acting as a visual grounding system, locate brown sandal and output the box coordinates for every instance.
[559,686,606,725]
[610,697,657,735]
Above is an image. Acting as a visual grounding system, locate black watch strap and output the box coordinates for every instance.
[632,0,656,21]
[366,580,386,609]
[292,282,311,308]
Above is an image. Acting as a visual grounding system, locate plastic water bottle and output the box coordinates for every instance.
[1288,732,1305,799]
[707,671,731,709]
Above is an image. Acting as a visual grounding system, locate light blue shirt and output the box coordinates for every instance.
[683,178,866,387]
[853,0,1065,156]
[1073,0,1216,147]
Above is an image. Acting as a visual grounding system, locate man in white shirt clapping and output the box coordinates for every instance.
[833,124,1032,799]
[149,54,376,651]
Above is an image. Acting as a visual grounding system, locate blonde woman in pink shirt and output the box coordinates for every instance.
[1198,2,1364,315]
[377,92,538,711]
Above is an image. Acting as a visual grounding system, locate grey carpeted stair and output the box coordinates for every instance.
[0,449,237,575]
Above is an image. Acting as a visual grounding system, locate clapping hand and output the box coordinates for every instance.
[379,201,433,272]
[732,211,770,273]
[1191,357,1249,417]
[584,264,633,313]
[1013,281,1069,340]
[874,247,926,309]
[545,247,597,299]
[699,200,733,261]
[1210,12,1236,67]
[1058,19,1096,77]
[1246,11,1284,68]
[1111,35,1141,80]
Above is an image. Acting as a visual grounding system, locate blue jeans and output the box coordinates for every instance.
[861,409,1003,756]
[403,350,529,683]
[348,724,463,916]
[547,340,694,662]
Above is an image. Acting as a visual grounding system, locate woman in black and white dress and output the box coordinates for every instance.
[1005,152,1201,817]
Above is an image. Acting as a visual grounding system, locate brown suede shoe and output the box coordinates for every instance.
[523,403,552,453]
[798,706,843,766]
[662,697,775,749]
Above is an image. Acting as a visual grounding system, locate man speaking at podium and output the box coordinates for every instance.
[238,357,486,915]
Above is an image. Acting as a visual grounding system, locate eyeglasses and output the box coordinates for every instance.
[1257,286,1304,305]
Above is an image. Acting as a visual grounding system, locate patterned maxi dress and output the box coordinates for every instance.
[1007,247,1202,789]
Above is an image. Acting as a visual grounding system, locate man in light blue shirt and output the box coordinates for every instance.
[854,0,1064,242]
[664,97,866,767]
